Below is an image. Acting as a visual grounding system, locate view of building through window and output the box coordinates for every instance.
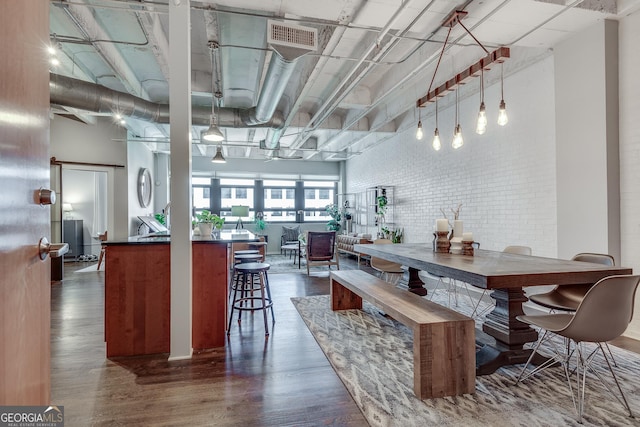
[192,177,337,224]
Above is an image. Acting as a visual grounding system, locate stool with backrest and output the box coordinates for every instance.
[515,274,640,422]
[370,238,403,285]
[227,262,274,336]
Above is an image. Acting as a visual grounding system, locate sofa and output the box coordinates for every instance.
[336,234,372,266]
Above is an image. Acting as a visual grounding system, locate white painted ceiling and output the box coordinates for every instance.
[48,0,634,161]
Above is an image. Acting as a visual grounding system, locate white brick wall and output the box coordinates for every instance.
[346,57,558,257]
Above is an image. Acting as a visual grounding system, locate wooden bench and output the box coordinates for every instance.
[330,270,476,399]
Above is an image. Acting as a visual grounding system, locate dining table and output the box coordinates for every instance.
[353,243,632,375]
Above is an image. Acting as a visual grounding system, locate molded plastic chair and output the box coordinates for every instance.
[515,274,640,422]
[529,253,615,311]
[305,231,339,276]
[370,239,403,285]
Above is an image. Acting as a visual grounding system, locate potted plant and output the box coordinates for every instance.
[253,212,268,238]
[195,210,225,236]
[325,204,342,232]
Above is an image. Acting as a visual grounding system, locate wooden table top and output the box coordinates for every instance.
[353,243,632,289]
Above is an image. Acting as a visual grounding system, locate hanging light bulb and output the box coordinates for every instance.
[416,120,424,140]
[452,124,463,149]
[476,68,487,134]
[452,90,464,149]
[211,145,226,163]
[431,97,441,151]
[498,63,508,126]
[476,102,487,134]
[432,128,441,151]
[497,99,508,126]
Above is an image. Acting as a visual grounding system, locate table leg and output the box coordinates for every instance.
[476,287,541,375]
[399,266,427,296]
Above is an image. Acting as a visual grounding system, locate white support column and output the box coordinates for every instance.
[555,20,620,262]
[168,0,193,360]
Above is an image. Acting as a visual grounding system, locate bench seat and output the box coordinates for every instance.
[330,269,475,399]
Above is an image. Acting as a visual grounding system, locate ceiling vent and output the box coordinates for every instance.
[268,20,317,60]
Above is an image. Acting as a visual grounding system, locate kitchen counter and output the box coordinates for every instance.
[103,230,260,357]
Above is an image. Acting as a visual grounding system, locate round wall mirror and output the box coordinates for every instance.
[137,168,152,208]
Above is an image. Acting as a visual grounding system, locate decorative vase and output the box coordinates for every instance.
[198,222,213,236]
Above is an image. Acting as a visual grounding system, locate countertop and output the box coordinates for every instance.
[104,230,260,245]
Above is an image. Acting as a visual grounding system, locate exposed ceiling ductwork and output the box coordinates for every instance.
[50,73,285,130]
[47,0,631,161]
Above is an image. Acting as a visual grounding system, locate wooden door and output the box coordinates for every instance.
[0,1,52,404]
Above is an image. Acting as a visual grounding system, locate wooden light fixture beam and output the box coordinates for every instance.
[416,47,509,107]
[416,9,510,108]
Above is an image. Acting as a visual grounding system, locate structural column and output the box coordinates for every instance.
[169,0,193,360]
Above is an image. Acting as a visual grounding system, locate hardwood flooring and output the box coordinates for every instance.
[51,257,640,426]
[51,258,369,426]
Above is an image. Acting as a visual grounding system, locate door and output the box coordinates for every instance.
[0,1,52,404]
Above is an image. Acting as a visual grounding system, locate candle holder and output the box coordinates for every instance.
[462,240,474,256]
[450,237,463,255]
[435,231,450,253]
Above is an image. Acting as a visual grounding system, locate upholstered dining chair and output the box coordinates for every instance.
[370,238,403,285]
[305,231,339,276]
[515,274,640,423]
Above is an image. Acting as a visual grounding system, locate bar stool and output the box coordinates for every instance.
[234,249,259,256]
[230,253,264,295]
[227,262,274,336]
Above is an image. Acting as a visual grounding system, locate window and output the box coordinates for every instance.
[220,178,254,219]
[303,181,336,221]
[190,177,337,224]
[263,180,296,222]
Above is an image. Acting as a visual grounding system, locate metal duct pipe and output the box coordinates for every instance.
[49,74,285,129]
[253,53,298,124]
[248,45,307,148]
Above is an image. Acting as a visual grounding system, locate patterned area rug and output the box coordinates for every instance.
[291,293,640,427]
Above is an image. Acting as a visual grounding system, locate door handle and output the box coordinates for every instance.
[38,237,69,261]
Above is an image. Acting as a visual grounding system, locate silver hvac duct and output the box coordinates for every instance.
[49,73,285,129]
[241,50,302,148]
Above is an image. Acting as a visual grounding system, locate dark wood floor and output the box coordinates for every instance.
[51,257,640,426]
[51,258,370,426]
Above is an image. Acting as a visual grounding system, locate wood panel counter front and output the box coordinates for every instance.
[104,232,258,357]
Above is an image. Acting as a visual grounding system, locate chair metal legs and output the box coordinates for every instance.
[516,333,634,423]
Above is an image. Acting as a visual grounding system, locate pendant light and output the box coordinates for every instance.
[497,63,508,126]
[452,89,463,149]
[432,97,441,151]
[202,42,225,143]
[211,145,226,163]
[476,68,487,134]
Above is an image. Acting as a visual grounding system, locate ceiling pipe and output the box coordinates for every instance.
[49,73,284,129]
[243,43,307,149]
